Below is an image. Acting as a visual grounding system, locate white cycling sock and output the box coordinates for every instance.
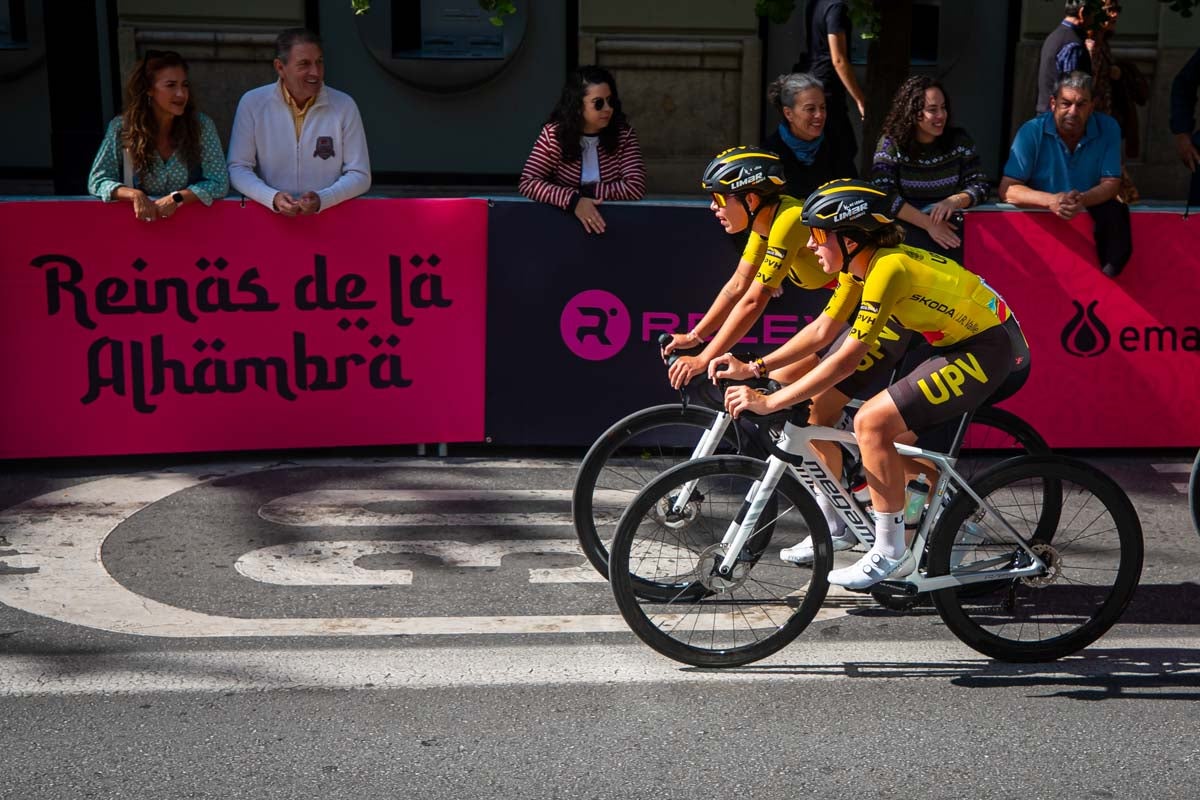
[871,509,906,559]
[816,493,848,539]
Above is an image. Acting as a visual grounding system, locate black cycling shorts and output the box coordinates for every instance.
[824,317,916,400]
[889,316,1030,434]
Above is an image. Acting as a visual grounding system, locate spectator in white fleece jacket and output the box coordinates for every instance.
[228,28,370,215]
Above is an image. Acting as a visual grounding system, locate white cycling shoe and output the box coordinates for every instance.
[780,532,857,565]
[826,549,916,591]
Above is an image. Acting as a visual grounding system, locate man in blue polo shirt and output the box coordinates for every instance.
[999,71,1130,278]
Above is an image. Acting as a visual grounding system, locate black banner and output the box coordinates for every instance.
[485,199,831,445]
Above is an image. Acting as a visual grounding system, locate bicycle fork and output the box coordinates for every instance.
[668,411,734,516]
[713,456,789,578]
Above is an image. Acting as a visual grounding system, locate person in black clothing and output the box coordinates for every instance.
[1036,1,1093,112]
[763,72,857,197]
[1170,48,1200,206]
[794,0,865,170]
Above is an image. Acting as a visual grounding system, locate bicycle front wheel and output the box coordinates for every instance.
[573,404,760,579]
[609,456,831,668]
[927,456,1143,662]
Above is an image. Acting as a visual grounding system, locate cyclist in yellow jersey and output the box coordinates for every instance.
[667,149,917,557]
[664,147,836,391]
[713,179,1030,589]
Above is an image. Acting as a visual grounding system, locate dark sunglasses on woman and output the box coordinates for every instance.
[589,96,617,111]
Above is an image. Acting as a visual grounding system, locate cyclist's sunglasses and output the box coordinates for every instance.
[810,227,829,245]
[710,192,729,208]
[589,96,617,111]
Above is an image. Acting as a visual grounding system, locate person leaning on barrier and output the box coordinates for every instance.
[870,75,989,262]
[227,28,370,217]
[87,50,228,223]
[999,71,1130,279]
[762,72,857,199]
[1170,47,1200,206]
[518,65,646,235]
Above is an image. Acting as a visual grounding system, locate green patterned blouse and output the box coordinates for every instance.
[87,112,229,205]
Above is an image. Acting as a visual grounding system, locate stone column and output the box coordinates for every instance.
[579,0,763,193]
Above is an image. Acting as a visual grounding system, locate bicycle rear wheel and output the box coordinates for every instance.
[956,406,1050,484]
[572,404,761,579]
[927,455,1143,662]
[609,456,831,667]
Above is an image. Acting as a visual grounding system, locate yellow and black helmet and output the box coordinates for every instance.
[801,179,895,235]
[701,147,787,197]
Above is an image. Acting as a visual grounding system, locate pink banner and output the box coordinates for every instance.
[0,198,487,458]
[966,210,1200,448]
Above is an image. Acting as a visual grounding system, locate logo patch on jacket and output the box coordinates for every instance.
[314,137,335,160]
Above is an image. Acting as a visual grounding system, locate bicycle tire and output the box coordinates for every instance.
[609,456,831,667]
[1189,450,1200,539]
[869,406,1056,610]
[927,455,1143,662]
[957,406,1050,484]
[572,404,763,579]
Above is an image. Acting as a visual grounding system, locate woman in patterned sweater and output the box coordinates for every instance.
[87,50,228,223]
[518,66,645,234]
[870,75,989,261]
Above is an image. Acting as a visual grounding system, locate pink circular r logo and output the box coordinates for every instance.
[560,289,631,361]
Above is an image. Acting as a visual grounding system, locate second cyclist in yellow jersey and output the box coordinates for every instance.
[663,147,911,395]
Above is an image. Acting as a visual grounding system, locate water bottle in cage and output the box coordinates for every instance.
[904,473,930,532]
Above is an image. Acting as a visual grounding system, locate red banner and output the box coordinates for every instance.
[966,210,1200,448]
[0,199,487,458]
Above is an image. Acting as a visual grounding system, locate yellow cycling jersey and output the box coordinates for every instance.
[741,194,833,291]
[823,245,1015,348]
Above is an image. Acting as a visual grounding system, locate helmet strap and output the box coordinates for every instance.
[740,194,779,233]
[836,231,869,275]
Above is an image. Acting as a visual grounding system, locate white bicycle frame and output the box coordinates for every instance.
[693,418,1050,591]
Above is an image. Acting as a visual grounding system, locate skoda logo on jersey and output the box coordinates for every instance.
[560,289,632,361]
[1061,300,1111,357]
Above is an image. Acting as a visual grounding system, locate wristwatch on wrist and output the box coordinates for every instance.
[171,191,184,205]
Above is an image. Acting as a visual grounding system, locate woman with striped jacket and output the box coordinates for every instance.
[518,66,646,234]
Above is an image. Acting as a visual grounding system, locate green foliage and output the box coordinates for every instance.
[349,0,517,24]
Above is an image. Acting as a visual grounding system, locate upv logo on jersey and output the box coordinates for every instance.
[560,289,631,361]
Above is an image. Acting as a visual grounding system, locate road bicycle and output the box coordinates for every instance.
[606,400,1143,666]
[572,334,1051,583]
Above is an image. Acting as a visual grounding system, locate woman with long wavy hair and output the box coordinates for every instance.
[870,75,989,260]
[87,50,228,223]
[518,65,645,234]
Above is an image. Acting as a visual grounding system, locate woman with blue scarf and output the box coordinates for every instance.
[762,73,857,198]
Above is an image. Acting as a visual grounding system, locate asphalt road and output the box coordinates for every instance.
[1,451,1198,799]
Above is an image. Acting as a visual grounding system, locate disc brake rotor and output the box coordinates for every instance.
[1020,542,1062,588]
[696,543,750,592]
[652,494,700,530]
